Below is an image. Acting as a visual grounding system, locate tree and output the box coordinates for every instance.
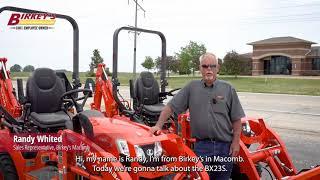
[154,56,179,77]
[141,56,154,71]
[88,49,104,76]
[154,56,161,73]
[105,67,112,76]
[176,41,206,76]
[23,65,35,72]
[221,50,245,78]
[217,58,223,75]
[167,56,179,77]
[218,58,223,66]
[10,64,22,72]
[177,51,191,75]
[238,54,252,75]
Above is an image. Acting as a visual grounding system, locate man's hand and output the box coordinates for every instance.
[229,141,240,157]
[149,105,172,135]
[149,125,162,135]
[149,105,173,135]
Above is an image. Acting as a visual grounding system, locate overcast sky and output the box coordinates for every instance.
[0,0,320,72]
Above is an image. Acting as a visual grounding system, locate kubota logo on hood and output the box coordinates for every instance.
[7,13,56,30]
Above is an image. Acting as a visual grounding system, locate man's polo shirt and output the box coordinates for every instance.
[168,79,245,142]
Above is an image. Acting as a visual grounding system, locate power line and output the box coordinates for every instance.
[252,2,320,11]
[237,12,320,21]
[236,16,320,24]
[237,2,320,18]
[228,17,320,31]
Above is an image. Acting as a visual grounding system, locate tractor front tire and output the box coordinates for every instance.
[0,153,18,180]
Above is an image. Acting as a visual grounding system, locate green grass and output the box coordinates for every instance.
[10,72,320,96]
[10,72,33,78]
[224,77,320,96]
[165,76,320,96]
[121,75,320,96]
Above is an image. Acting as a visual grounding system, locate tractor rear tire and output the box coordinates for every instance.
[0,153,18,180]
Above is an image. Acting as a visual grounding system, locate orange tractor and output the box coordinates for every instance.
[179,114,320,179]
[0,7,208,180]
[88,27,320,179]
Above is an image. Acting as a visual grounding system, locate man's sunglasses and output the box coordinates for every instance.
[201,64,217,69]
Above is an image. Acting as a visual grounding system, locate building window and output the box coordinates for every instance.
[264,56,291,75]
[312,58,320,70]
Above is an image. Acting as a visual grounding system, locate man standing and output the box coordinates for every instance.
[150,52,245,179]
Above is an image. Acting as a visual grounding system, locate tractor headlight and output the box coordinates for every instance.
[116,139,130,156]
[134,145,146,162]
[116,139,163,163]
[154,141,163,157]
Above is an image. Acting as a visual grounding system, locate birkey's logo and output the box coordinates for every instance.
[212,95,224,104]
[7,13,56,30]
[216,95,224,100]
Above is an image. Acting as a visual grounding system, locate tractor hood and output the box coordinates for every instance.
[89,116,153,142]
[85,116,164,157]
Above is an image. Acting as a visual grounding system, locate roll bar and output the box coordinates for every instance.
[0,6,80,88]
[112,26,168,112]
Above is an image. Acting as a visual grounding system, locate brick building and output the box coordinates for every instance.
[247,36,320,76]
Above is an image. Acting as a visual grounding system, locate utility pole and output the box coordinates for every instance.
[129,0,145,78]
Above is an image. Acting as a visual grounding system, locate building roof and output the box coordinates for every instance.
[247,36,316,45]
[306,46,320,57]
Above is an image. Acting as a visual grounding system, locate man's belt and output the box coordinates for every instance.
[196,138,216,142]
[196,138,230,143]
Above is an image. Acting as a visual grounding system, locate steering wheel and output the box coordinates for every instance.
[61,88,92,113]
[167,88,181,96]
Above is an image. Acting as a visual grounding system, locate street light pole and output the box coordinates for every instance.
[129,0,145,78]
[133,0,138,78]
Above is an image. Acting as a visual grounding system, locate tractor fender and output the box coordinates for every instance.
[0,131,27,179]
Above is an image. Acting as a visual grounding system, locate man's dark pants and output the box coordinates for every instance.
[194,140,233,180]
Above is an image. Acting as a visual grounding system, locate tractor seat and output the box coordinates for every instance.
[143,104,165,114]
[29,111,71,128]
[26,68,72,129]
[133,71,165,116]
